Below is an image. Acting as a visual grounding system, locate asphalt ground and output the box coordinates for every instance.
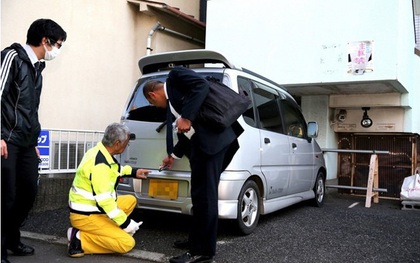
[14,189,420,263]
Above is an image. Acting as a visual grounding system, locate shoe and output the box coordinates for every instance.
[169,252,214,263]
[67,227,84,258]
[7,242,34,256]
[1,259,11,263]
[173,239,190,249]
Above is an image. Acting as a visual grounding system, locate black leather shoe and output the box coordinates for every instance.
[169,252,214,263]
[7,242,34,256]
[173,239,190,249]
[1,259,11,263]
[67,227,84,258]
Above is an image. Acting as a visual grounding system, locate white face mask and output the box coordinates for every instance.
[43,44,60,61]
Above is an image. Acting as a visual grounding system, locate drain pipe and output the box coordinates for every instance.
[159,25,205,45]
[147,22,163,55]
[146,22,205,55]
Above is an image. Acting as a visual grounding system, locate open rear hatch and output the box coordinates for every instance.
[138,49,235,74]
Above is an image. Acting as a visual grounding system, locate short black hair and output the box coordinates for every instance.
[143,81,163,99]
[26,18,67,46]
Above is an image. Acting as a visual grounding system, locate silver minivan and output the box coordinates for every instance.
[117,49,326,234]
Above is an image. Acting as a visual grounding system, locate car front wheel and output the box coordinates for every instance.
[236,180,260,235]
[312,171,326,207]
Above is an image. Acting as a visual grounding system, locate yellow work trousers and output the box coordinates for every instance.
[69,195,137,254]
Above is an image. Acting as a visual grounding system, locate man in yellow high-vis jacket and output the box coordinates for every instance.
[67,123,150,257]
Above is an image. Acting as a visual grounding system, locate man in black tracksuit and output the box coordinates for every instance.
[1,19,67,263]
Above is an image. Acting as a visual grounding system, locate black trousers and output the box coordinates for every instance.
[188,143,229,257]
[1,143,39,259]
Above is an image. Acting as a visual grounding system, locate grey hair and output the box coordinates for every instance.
[102,123,130,147]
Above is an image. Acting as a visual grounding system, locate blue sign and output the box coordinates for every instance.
[37,130,50,168]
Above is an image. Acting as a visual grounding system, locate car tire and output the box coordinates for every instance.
[312,171,326,207]
[236,180,260,235]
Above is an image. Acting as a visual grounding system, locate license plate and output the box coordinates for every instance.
[148,179,178,200]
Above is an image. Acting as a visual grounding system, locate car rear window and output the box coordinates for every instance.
[126,72,223,123]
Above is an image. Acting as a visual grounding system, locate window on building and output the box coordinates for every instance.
[414,0,420,56]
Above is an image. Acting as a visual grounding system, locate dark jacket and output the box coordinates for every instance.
[166,67,243,169]
[1,43,45,147]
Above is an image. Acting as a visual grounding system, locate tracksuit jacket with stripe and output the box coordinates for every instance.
[1,43,44,147]
[68,142,139,229]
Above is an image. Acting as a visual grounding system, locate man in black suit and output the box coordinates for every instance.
[143,67,243,263]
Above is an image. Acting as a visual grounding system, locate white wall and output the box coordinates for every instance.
[397,1,420,133]
[206,0,420,178]
[206,0,404,85]
[301,95,338,179]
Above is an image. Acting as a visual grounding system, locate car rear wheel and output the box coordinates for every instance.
[236,180,260,235]
[312,171,325,207]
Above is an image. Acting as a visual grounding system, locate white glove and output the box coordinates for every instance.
[123,219,143,236]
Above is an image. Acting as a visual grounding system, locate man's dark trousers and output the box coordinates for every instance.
[189,140,230,257]
[1,143,39,257]
[166,66,242,257]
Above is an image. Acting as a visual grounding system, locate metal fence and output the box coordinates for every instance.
[38,129,104,174]
[327,133,419,198]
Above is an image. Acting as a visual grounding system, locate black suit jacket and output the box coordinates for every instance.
[166,67,242,167]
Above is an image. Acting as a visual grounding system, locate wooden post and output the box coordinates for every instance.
[365,154,379,208]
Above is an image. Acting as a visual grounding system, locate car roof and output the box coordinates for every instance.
[138,49,236,74]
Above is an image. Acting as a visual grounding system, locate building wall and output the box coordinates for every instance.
[301,95,338,179]
[398,1,420,133]
[206,0,420,179]
[0,0,201,131]
[205,0,418,123]
[206,0,408,84]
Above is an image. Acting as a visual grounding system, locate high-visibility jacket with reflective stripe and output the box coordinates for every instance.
[69,142,137,228]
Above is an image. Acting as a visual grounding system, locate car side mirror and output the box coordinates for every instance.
[307,122,319,138]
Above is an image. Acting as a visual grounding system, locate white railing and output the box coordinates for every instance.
[38,129,104,174]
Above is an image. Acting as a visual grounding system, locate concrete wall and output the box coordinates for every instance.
[205,0,418,122]
[398,1,420,133]
[1,0,202,131]
[206,0,420,178]
[32,174,74,213]
[301,95,338,179]
[205,0,419,85]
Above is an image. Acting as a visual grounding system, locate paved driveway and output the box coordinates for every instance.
[20,190,420,262]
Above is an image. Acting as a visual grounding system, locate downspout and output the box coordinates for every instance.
[147,22,163,55]
[158,25,205,45]
[146,22,205,56]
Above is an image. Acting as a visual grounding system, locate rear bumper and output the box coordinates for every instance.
[117,170,251,219]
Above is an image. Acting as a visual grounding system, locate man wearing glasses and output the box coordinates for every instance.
[1,18,67,263]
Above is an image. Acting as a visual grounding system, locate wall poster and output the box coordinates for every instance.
[347,41,374,75]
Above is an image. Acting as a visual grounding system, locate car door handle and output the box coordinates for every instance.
[129,133,136,140]
[264,138,270,144]
[292,143,297,149]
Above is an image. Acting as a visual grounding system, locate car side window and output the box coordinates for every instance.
[280,99,307,138]
[252,81,284,134]
[237,77,256,127]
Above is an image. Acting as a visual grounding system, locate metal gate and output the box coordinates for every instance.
[337,133,419,198]
[38,129,104,174]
